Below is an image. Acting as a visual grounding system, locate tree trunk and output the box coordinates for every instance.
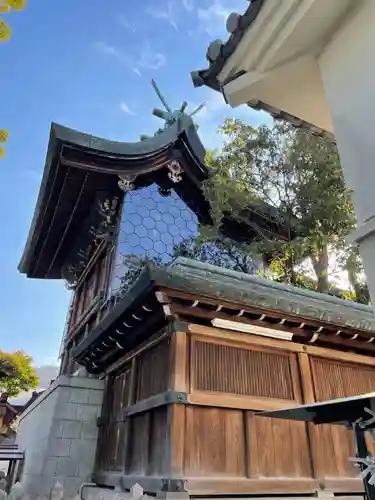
[346,253,370,304]
[312,244,330,294]
[286,256,298,285]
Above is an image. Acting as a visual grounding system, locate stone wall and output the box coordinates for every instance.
[15,374,104,499]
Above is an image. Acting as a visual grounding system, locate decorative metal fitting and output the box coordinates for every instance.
[118,174,137,192]
[167,159,183,183]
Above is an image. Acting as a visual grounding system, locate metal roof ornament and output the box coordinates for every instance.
[150,79,206,134]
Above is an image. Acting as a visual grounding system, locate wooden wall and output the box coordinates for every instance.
[95,323,375,496]
[96,336,171,476]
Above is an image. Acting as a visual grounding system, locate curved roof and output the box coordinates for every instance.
[19,113,293,281]
[18,115,207,280]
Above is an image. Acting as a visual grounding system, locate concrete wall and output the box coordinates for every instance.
[15,374,104,499]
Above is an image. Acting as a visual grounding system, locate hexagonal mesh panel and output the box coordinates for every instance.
[109,184,199,297]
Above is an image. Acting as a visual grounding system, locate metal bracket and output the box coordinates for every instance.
[96,416,106,428]
[122,391,188,419]
[160,479,187,493]
[118,174,137,192]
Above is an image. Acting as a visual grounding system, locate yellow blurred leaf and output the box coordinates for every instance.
[0,147,5,159]
[0,130,8,142]
[0,17,11,41]
[5,0,26,10]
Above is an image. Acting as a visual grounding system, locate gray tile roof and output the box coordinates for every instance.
[190,0,334,141]
[191,0,265,92]
[167,258,375,332]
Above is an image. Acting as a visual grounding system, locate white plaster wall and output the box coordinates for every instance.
[223,56,332,133]
[15,375,104,499]
[318,0,375,225]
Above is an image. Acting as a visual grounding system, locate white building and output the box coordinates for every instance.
[192,0,375,303]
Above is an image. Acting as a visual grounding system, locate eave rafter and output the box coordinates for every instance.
[155,287,375,356]
[32,167,88,277]
[72,277,375,377]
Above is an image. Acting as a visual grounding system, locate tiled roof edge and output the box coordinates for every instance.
[191,0,265,91]
[165,258,375,332]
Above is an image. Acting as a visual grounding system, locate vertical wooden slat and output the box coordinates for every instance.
[245,411,256,478]
[298,352,315,403]
[167,331,188,476]
[192,339,295,400]
[124,358,137,472]
[290,353,303,403]
[135,339,169,402]
[189,336,196,393]
[169,331,188,392]
[168,404,186,477]
[148,407,168,475]
[242,410,250,477]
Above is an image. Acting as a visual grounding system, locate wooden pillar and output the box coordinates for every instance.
[124,357,137,472]
[167,330,188,478]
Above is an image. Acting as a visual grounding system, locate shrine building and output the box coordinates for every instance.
[14,91,375,500]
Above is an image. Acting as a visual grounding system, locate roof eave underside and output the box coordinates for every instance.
[190,0,334,141]
[18,116,206,278]
[73,259,375,372]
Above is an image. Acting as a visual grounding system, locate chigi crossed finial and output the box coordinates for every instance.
[140,79,206,141]
[151,78,206,129]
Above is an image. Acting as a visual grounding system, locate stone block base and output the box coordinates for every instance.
[15,374,104,499]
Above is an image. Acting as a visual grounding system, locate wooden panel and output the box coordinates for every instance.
[310,356,375,401]
[169,331,188,391]
[169,404,185,476]
[148,407,168,476]
[135,338,170,402]
[298,352,315,403]
[247,413,312,479]
[309,356,375,481]
[192,339,296,401]
[310,423,358,479]
[98,368,130,471]
[127,413,150,474]
[189,323,375,366]
[184,406,245,477]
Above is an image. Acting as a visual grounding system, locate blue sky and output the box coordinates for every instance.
[0,0,270,368]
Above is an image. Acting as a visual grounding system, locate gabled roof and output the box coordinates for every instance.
[73,258,375,374]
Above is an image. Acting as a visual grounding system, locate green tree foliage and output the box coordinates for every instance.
[190,118,367,302]
[0,350,39,397]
